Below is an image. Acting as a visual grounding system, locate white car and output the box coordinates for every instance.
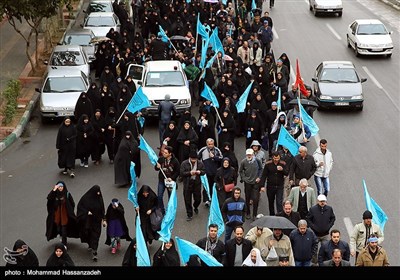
[45,45,90,77]
[36,68,90,122]
[347,19,394,58]
[81,12,120,38]
[309,0,343,17]
[61,29,97,63]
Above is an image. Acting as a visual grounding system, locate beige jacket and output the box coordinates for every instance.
[350,222,384,253]
[287,186,317,212]
[245,226,273,252]
[356,245,389,266]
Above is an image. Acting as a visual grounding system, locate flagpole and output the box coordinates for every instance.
[116,101,130,124]
[213,104,223,125]
[297,95,306,141]
[194,13,200,57]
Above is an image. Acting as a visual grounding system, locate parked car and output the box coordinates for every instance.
[45,45,90,77]
[83,0,114,19]
[36,68,90,122]
[309,0,343,17]
[125,60,191,117]
[81,12,120,38]
[312,61,367,111]
[347,19,394,58]
[61,28,96,63]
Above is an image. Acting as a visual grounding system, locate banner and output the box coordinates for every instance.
[277,127,300,156]
[207,183,225,238]
[158,181,178,242]
[175,236,223,266]
[127,162,138,208]
[236,81,254,113]
[138,135,158,166]
[126,86,151,114]
[363,179,388,232]
[135,215,151,266]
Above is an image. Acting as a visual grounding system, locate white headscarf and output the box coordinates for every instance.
[242,248,267,266]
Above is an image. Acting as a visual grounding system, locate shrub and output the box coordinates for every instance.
[2,80,21,125]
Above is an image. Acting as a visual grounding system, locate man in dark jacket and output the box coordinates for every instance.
[289,146,317,186]
[180,151,206,221]
[318,229,350,266]
[149,34,169,60]
[276,200,301,237]
[306,194,336,265]
[289,219,318,267]
[157,94,177,146]
[221,187,246,243]
[224,225,253,266]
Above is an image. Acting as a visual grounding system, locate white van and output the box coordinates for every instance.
[125,60,191,116]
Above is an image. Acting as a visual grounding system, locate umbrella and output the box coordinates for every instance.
[170,35,188,41]
[287,98,319,108]
[223,54,233,61]
[250,215,297,230]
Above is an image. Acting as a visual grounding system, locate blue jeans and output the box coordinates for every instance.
[224,225,234,244]
[314,176,330,196]
[157,181,172,213]
[295,260,311,267]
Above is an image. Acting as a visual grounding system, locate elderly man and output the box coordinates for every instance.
[286,178,317,219]
[289,146,317,187]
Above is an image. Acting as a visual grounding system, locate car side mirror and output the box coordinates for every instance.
[361,78,367,83]
[389,31,393,35]
[80,24,84,28]
[43,60,48,65]
[311,77,318,83]
[138,81,142,85]
[352,30,355,35]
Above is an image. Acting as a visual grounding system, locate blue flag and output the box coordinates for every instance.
[236,81,254,113]
[209,27,224,56]
[200,83,219,108]
[277,127,300,156]
[158,25,169,43]
[139,135,158,166]
[207,183,225,238]
[138,115,145,128]
[252,0,257,10]
[363,179,388,232]
[127,86,151,114]
[277,87,282,112]
[298,99,319,137]
[200,174,211,201]
[135,215,151,266]
[175,236,223,267]
[158,181,177,242]
[196,14,210,40]
[127,162,138,208]
[199,37,210,69]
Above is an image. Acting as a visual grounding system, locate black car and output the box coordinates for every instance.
[312,61,367,111]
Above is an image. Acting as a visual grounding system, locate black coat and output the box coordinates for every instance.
[114,133,139,185]
[75,117,95,160]
[153,240,181,267]
[122,238,138,267]
[137,185,159,242]
[224,238,253,266]
[74,92,94,121]
[5,239,39,266]
[105,202,132,245]
[45,181,79,241]
[56,119,76,170]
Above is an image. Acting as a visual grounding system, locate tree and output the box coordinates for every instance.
[0,0,71,75]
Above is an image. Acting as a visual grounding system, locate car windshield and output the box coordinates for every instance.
[128,66,143,80]
[357,24,388,35]
[50,51,85,66]
[64,34,92,45]
[145,71,185,86]
[43,76,87,93]
[86,16,115,27]
[320,68,359,83]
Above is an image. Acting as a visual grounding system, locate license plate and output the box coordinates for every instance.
[327,9,333,11]
[58,112,71,116]
[373,49,383,52]
[334,102,349,106]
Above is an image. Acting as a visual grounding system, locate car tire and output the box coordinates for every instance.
[354,44,360,57]
[313,7,318,16]
[41,116,49,124]
[356,105,363,111]
[387,53,392,58]
[338,11,342,17]
[347,35,351,48]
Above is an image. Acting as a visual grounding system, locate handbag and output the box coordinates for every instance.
[223,177,235,193]
[266,246,278,261]
[150,208,164,232]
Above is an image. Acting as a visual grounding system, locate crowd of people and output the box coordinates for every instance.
[5,0,390,267]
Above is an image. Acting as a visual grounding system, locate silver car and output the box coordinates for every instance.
[36,68,90,122]
[61,28,96,63]
[81,12,120,38]
[45,45,90,77]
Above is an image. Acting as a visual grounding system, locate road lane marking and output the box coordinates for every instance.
[362,66,400,111]
[290,65,296,83]
[314,133,321,146]
[344,217,354,238]
[272,27,279,40]
[326,23,342,40]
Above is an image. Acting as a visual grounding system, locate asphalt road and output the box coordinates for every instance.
[0,0,399,267]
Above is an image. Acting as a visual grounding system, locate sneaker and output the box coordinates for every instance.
[62,170,68,175]
[84,164,89,168]
[117,242,121,249]
[69,171,75,178]
[194,208,198,214]
[111,248,116,254]
[148,240,152,245]
[80,161,84,167]
[92,251,98,261]
[87,247,92,252]
[204,201,210,208]
[186,216,192,221]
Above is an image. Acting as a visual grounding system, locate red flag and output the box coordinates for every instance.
[295,59,310,98]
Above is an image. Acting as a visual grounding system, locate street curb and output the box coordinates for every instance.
[0,92,40,153]
[0,0,84,154]
[380,0,400,10]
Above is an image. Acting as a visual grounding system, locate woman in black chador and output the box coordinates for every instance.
[74,91,94,121]
[152,239,181,267]
[56,116,77,178]
[45,181,79,247]
[137,185,159,244]
[114,130,139,186]
[77,185,105,262]
[5,239,39,267]
[76,114,95,168]
[46,242,75,267]
[122,238,137,267]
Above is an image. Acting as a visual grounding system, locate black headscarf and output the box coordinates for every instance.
[46,242,75,267]
[77,185,105,223]
[5,239,39,266]
[153,239,181,267]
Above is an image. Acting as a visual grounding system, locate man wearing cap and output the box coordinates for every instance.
[257,19,273,58]
[250,140,266,167]
[350,210,384,264]
[239,149,263,220]
[306,194,336,265]
[180,151,206,221]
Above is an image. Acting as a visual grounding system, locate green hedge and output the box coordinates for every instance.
[2,80,21,125]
